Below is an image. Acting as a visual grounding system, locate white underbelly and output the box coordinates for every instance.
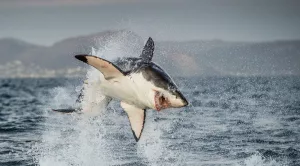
[99,73,154,109]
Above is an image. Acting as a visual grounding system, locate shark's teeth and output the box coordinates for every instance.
[154,91,161,111]
[154,91,170,111]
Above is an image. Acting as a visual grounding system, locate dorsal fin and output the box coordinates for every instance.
[75,55,124,80]
[140,37,154,63]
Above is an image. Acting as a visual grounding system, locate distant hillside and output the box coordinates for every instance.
[0,30,299,78]
[17,30,143,69]
[0,38,44,63]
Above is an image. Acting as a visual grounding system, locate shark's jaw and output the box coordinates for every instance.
[154,90,170,111]
[153,90,188,111]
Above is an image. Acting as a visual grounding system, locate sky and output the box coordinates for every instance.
[0,0,300,46]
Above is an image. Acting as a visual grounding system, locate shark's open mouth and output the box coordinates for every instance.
[154,91,170,111]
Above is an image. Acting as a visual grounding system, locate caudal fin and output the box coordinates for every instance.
[52,108,79,113]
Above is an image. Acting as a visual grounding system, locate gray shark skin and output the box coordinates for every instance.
[53,37,188,142]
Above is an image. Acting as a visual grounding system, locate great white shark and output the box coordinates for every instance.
[53,37,188,141]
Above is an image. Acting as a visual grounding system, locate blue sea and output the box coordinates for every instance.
[0,77,299,166]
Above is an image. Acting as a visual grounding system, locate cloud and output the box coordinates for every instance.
[0,0,138,8]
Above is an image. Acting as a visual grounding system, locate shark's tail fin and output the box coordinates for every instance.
[52,108,80,113]
[52,82,85,113]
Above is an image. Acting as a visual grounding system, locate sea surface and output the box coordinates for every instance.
[0,77,300,166]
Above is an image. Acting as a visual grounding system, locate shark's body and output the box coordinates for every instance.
[53,38,188,141]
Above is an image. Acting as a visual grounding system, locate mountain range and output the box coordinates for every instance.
[0,30,299,78]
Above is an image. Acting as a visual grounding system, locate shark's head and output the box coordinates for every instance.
[141,63,189,111]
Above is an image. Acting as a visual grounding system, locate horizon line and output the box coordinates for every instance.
[1,30,300,47]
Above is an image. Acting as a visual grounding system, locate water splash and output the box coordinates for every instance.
[137,111,186,165]
[241,153,283,166]
[137,111,163,165]
[33,32,168,166]
[92,30,143,61]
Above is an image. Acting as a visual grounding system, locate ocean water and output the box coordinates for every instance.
[0,76,299,166]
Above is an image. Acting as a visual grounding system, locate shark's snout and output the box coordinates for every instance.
[171,90,188,108]
[169,95,188,108]
[180,96,189,107]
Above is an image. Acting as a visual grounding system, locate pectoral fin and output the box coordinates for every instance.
[121,102,146,142]
[75,55,124,80]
